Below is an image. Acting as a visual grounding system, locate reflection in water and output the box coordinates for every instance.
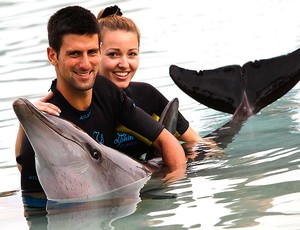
[46,198,141,230]
[23,196,141,230]
[21,175,155,229]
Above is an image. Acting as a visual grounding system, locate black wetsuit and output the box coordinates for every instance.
[112,82,189,160]
[17,77,164,193]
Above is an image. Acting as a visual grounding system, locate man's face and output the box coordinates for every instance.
[48,34,100,94]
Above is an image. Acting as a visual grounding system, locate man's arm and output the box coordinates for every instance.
[152,128,187,182]
[179,126,203,143]
[15,124,25,171]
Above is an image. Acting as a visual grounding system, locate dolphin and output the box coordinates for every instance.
[13,98,152,202]
[12,96,249,203]
[169,48,300,119]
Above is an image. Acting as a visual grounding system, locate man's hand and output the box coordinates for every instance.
[152,128,187,183]
[162,166,187,183]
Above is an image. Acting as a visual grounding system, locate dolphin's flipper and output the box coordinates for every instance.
[150,98,179,160]
[169,48,300,117]
[159,98,179,134]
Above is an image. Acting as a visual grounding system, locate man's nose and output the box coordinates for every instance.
[79,53,91,69]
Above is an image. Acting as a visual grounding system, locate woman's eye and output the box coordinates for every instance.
[129,52,138,57]
[107,52,118,57]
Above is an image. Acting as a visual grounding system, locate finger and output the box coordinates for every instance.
[34,101,61,116]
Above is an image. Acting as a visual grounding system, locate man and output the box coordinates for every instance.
[15,6,186,194]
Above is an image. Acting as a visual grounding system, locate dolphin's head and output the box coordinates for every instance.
[13,98,151,202]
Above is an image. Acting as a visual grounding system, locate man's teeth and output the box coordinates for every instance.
[115,72,128,77]
[77,72,90,76]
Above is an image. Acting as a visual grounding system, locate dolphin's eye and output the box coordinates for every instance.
[86,143,102,160]
[92,151,101,160]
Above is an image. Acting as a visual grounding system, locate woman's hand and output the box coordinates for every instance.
[34,92,61,116]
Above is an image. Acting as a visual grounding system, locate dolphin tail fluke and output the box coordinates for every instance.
[169,48,300,117]
[170,64,243,114]
[242,48,300,114]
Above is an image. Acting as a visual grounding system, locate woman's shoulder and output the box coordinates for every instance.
[95,75,117,88]
[127,81,160,94]
[94,75,125,97]
[129,81,155,88]
[126,81,169,112]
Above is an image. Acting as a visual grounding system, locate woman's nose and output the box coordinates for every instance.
[118,56,129,68]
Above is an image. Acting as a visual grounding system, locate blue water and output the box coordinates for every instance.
[1,0,299,229]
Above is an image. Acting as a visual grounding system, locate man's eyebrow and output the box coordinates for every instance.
[66,50,81,54]
[65,48,99,54]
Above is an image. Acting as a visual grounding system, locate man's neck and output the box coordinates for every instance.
[67,91,92,111]
[56,81,92,111]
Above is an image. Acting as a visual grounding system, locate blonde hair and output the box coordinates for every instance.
[97,7,141,46]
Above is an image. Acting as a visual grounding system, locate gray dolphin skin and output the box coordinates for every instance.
[13,98,152,202]
[159,98,179,134]
[169,48,300,119]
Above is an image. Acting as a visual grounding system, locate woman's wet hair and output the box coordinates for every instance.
[48,6,100,53]
[97,5,140,46]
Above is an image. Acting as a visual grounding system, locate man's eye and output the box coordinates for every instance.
[69,52,80,57]
[89,50,99,55]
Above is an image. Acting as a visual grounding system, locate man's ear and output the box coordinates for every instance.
[47,47,58,66]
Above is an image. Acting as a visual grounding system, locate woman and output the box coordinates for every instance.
[96,6,217,161]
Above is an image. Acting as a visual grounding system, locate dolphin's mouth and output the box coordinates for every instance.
[13,98,70,136]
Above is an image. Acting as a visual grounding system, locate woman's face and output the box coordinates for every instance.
[99,30,139,89]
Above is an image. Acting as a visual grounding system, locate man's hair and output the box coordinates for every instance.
[47,6,100,53]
